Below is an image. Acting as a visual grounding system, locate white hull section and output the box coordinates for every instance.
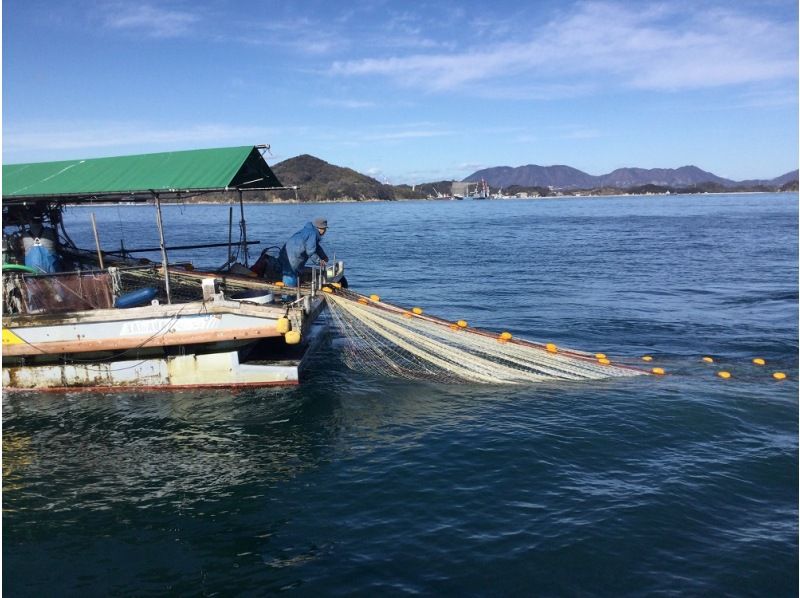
[2,298,310,357]
[3,351,299,390]
[3,314,329,391]
[3,350,299,389]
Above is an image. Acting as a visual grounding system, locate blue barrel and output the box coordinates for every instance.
[115,287,158,308]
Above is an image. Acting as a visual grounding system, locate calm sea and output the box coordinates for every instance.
[4,193,798,595]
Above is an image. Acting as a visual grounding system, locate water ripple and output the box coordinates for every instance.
[4,194,797,596]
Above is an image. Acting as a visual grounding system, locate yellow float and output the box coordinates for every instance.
[276,317,291,334]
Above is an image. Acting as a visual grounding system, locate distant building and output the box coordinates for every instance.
[451,182,469,197]
[451,180,490,199]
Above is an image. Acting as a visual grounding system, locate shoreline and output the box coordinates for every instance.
[64,190,797,207]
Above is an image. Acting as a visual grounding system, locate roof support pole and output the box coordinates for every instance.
[90,212,105,269]
[227,205,233,267]
[153,192,172,304]
[238,189,248,267]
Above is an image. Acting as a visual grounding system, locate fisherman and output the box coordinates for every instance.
[278,218,328,296]
[21,216,61,273]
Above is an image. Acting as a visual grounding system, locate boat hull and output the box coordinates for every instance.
[2,301,285,358]
[2,312,329,391]
[3,351,298,390]
[2,293,329,390]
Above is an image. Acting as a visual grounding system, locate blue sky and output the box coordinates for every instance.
[3,0,798,183]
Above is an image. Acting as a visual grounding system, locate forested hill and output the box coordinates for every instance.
[270,154,395,201]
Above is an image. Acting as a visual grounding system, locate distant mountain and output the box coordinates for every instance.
[229,155,796,202]
[464,164,796,190]
[774,170,800,185]
[739,169,799,188]
[271,154,395,201]
[465,165,598,189]
[599,166,732,188]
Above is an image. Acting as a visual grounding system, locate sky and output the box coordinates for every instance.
[3,0,798,184]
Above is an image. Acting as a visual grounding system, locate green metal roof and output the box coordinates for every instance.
[2,145,283,200]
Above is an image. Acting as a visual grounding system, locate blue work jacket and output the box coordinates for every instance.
[279,222,328,273]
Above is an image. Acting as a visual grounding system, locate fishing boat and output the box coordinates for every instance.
[471,179,490,199]
[2,145,345,390]
[428,187,457,201]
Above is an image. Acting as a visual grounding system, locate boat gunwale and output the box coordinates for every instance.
[2,324,284,357]
[2,297,298,327]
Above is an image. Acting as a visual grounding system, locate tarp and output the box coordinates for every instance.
[2,146,283,200]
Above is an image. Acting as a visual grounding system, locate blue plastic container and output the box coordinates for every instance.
[115,287,158,309]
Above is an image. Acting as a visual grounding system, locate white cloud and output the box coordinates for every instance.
[101,3,200,38]
[329,2,797,95]
[724,87,799,110]
[512,134,538,144]
[3,119,460,165]
[457,162,486,172]
[559,128,601,140]
[3,122,274,161]
[312,99,377,109]
[231,16,346,55]
[363,129,455,141]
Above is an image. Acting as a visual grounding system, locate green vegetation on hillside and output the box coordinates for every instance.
[269,155,395,201]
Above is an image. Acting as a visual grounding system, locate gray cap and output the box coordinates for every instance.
[313,218,328,229]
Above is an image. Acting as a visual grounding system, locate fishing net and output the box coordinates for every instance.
[325,289,647,384]
[2,272,115,315]
[114,266,281,304]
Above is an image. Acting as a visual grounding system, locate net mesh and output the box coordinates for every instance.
[325,290,647,385]
[3,272,114,314]
[2,266,287,316]
[115,267,279,304]
[115,267,205,303]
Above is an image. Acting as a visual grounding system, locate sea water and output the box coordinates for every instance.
[3,193,797,595]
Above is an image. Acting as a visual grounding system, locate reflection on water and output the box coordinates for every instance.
[2,345,636,518]
[3,432,33,497]
[2,386,338,515]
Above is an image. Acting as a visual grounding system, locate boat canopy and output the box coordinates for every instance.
[2,145,283,203]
